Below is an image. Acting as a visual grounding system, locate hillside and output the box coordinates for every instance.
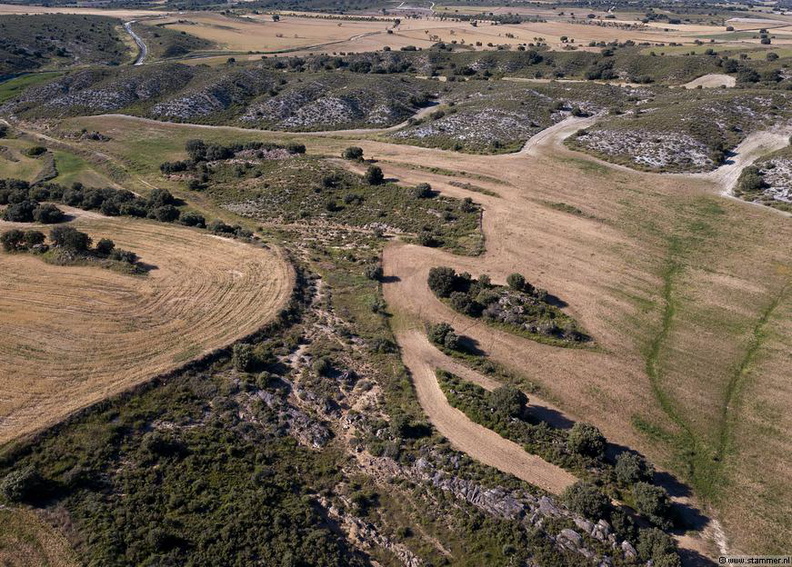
[0,14,131,76]
[2,62,436,130]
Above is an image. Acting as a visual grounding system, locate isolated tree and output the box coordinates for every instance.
[615,452,654,485]
[364,165,384,185]
[489,386,527,418]
[342,147,364,160]
[427,266,458,298]
[428,322,454,346]
[567,422,606,458]
[364,263,383,281]
[561,481,610,520]
[413,183,433,199]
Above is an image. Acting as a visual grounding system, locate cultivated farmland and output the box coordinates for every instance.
[0,213,293,443]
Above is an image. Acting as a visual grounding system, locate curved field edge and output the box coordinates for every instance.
[0,216,295,445]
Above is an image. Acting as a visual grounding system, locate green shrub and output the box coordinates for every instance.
[561,481,610,520]
[1,466,43,503]
[364,165,384,185]
[615,452,654,485]
[567,423,606,458]
[342,147,364,160]
[632,482,672,528]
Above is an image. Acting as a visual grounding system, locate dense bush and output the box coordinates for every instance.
[2,199,38,222]
[561,482,610,520]
[615,452,654,485]
[489,386,528,419]
[427,266,458,298]
[636,528,681,567]
[364,165,384,185]
[567,423,606,458]
[342,146,364,160]
[50,225,91,252]
[428,322,460,351]
[33,203,65,224]
[1,229,46,252]
[1,466,43,503]
[632,482,672,528]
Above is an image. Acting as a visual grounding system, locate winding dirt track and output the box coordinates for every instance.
[94,103,441,138]
[0,213,293,444]
[396,330,576,494]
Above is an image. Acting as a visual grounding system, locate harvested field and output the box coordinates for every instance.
[0,5,744,57]
[0,213,293,444]
[682,73,736,89]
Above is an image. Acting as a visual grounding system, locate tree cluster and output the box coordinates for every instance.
[427,267,587,342]
[161,139,306,175]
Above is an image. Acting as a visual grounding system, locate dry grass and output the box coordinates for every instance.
[0,213,293,444]
[36,114,792,556]
[0,508,78,567]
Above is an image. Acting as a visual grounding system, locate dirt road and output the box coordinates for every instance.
[124,21,147,66]
[395,329,577,494]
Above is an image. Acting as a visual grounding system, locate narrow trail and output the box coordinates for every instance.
[394,329,577,495]
[124,21,147,66]
[91,102,440,137]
